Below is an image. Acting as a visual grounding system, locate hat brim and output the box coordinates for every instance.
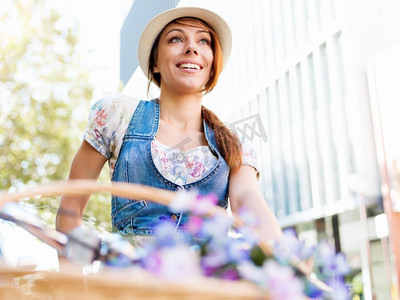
[138,7,232,80]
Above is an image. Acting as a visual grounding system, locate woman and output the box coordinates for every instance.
[56,7,282,244]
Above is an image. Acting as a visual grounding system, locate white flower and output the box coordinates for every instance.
[158,244,201,280]
[238,261,263,283]
[169,190,197,213]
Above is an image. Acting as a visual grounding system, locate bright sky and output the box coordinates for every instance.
[57,0,134,98]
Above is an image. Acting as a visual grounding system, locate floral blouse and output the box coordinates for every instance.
[83,94,259,182]
[151,139,218,185]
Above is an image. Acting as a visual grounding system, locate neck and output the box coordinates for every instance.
[158,90,203,130]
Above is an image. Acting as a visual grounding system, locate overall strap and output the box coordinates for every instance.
[124,99,159,138]
[203,119,220,158]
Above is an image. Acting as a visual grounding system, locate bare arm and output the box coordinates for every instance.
[229,165,282,242]
[56,140,107,234]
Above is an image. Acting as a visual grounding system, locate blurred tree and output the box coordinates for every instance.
[0,0,111,232]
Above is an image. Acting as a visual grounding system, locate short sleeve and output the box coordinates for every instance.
[241,141,260,178]
[83,94,140,160]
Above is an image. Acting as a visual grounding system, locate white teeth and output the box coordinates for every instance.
[179,63,200,70]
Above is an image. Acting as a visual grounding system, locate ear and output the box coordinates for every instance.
[153,65,160,73]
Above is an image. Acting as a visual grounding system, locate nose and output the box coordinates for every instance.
[184,41,198,55]
[185,48,198,55]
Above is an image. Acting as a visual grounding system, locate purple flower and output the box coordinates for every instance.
[192,194,218,215]
[141,252,162,273]
[186,215,203,235]
[238,261,263,283]
[274,229,315,262]
[202,265,219,277]
[221,267,240,280]
[136,192,351,300]
[201,215,232,238]
[202,250,228,267]
[153,221,186,248]
[324,278,350,300]
[261,260,305,300]
[315,241,350,279]
[236,226,260,246]
[156,245,201,280]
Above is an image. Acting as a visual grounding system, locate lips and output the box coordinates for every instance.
[177,62,202,70]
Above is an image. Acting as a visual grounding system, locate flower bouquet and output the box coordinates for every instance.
[0,180,351,299]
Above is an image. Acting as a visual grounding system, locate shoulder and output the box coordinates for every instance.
[84,94,142,159]
[90,93,141,113]
[88,93,141,127]
[241,140,260,178]
[86,93,142,139]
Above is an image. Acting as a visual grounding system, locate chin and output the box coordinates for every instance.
[161,79,208,95]
[178,87,205,95]
[174,83,205,94]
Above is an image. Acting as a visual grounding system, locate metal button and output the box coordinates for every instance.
[176,152,185,162]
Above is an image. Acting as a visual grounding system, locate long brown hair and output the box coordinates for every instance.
[201,106,242,170]
[148,17,242,170]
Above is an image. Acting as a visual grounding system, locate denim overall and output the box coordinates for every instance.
[111,99,230,235]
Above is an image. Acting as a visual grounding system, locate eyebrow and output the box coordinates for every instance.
[164,28,210,37]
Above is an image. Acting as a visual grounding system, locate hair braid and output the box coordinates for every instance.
[201,106,242,171]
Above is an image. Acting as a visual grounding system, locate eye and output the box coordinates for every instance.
[199,38,211,45]
[169,36,182,43]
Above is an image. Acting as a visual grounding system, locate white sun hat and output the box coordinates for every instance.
[137,6,232,79]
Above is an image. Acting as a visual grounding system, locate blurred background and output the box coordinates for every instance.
[1,0,400,299]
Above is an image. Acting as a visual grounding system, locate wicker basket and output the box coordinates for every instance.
[0,180,271,299]
[0,264,266,300]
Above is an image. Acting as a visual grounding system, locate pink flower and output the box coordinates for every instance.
[160,155,169,169]
[187,215,203,235]
[94,128,101,139]
[192,194,218,215]
[95,109,107,126]
[190,161,205,178]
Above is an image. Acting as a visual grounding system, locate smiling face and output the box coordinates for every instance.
[154,20,214,95]
[148,17,223,93]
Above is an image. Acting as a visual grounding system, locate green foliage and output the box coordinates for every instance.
[0,0,111,232]
[250,244,272,266]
